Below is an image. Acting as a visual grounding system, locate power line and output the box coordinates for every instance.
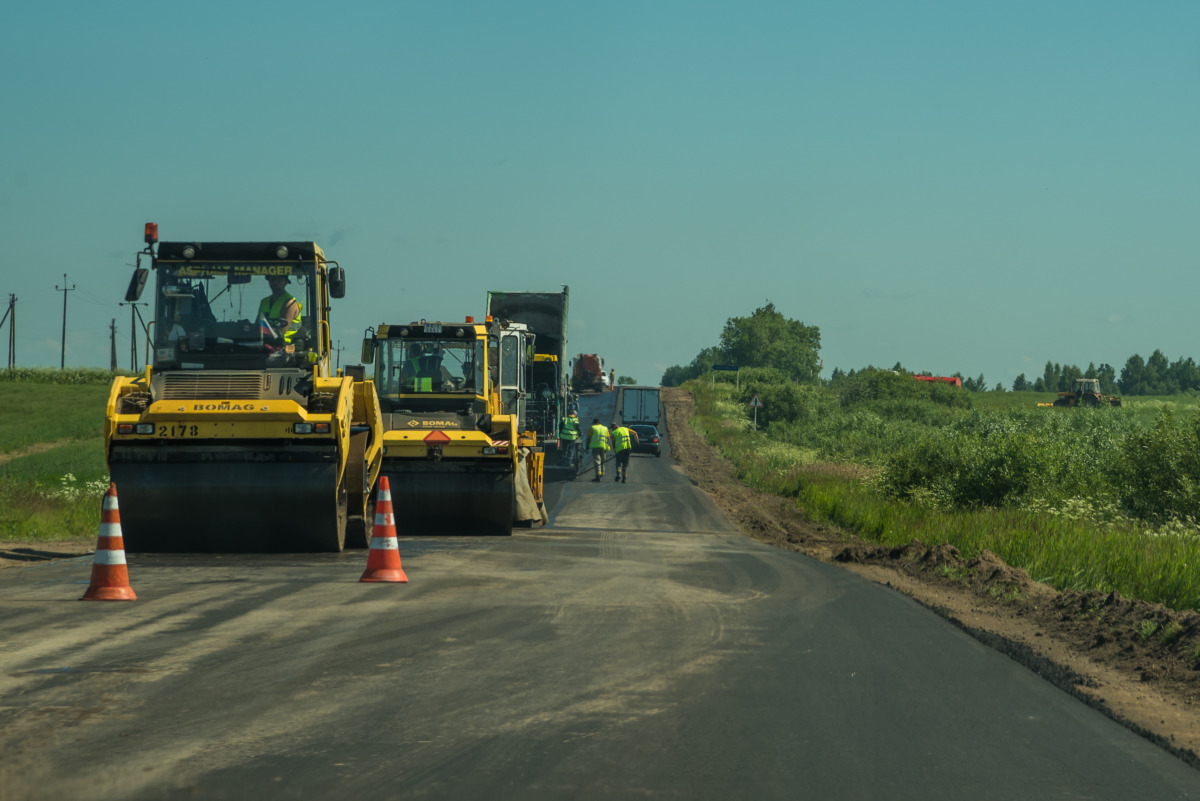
[74,287,118,308]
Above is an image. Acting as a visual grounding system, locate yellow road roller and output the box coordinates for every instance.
[105,223,383,552]
[362,316,544,536]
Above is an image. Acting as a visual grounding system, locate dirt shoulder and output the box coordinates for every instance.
[0,541,94,567]
[661,386,1200,769]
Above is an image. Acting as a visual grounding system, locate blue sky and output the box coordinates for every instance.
[3,1,1198,387]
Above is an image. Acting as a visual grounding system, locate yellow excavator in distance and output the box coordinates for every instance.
[105,223,383,552]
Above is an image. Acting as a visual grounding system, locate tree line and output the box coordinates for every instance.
[827,366,1001,393]
[661,302,821,387]
[661,305,1198,399]
[1012,350,1200,396]
[829,352,1200,396]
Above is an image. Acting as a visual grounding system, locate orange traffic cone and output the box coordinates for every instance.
[81,483,137,601]
[360,477,408,583]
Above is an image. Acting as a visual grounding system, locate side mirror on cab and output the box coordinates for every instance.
[329,266,346,299]
[124,268,149,302]
[361,339,376,363]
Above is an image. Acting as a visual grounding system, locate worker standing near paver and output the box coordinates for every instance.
[610,422,640,483]
[559,411,581,469]
[586,418,611,482]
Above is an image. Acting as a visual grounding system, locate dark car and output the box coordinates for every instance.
[628,424,662,457]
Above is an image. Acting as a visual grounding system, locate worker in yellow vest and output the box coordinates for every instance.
[610,422,640,483]
[586,418,611,482]
[258,274,302,345]
[559,411,581,468]
[401,343,435,391]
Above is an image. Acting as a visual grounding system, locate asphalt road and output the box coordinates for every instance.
[1,395,1198,799]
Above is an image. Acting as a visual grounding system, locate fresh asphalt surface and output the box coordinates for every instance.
[1,394,1198,799]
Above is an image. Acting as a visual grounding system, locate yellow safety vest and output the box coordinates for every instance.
[612,426,634,452]
[559,416,580,441]
[258,293,302,342]
[408,357,432,392]
[588,424,610,450]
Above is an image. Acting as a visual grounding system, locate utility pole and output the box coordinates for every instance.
[0,294,15,369]
[110,319,118,371]
[55,275,75,370]
[119,301,148,370]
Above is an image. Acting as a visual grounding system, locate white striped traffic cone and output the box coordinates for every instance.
[81,483,137,601]
[360,477,408,583]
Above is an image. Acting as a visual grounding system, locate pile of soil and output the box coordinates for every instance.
[661,386,1200,768]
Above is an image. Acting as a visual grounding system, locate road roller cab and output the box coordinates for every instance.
[104,223,383,552]
[363,316,544,536]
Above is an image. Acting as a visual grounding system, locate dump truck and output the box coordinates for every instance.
[362,316,545,535]
[105,223,384,552]
[616,386,661,426]
[485,288,579,476]
[1052,378,1122,407]
[572,353,605,392]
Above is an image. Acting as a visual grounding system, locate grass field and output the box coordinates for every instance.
[0,383,111,454]
[0,379,113,541]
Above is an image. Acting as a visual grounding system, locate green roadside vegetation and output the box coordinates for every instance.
[687,369,1200,613]
[0,368,123,541]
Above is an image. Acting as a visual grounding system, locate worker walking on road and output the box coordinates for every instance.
[610,422,640,483]
[559,410,581,470]
[586,418,611,482]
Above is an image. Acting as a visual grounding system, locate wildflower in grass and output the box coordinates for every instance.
[1145,516,1200,540]
[38,473,111,502]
